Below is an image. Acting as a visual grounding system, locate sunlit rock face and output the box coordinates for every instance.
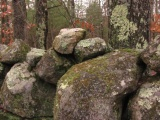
[0,62,56,118]
[53,28,86,54]
[127,76,160,120]
[54,49,143,120]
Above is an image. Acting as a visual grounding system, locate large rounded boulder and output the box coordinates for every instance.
[0,62,56,118]
[54,49,143,120]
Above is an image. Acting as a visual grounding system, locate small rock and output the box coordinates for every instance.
[26,48,45,69]
[74,37,107,62]
[140,36,160,73]
[35,49,73,84]
[0,39,31,64]
[53,28,86,54]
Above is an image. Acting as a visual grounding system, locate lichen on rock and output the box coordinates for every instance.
[74,37,107,62]
[0,62,56,118]
[128,76,160,120]
[54,49,143,120]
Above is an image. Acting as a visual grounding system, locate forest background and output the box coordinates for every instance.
[0,0,159,50]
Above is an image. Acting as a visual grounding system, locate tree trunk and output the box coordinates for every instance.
[12,0,27,40]
[109,0,150,49]
[35,0,48,49]
[1,0,12,44]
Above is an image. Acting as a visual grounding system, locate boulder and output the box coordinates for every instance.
[0,39,31,64]
[54,49,143,120]
[0,62,56,118]
[26,48,45,70]
[140,36,160,73]
[53,28,86,54]
[127,76,160,120]
[74,37,107,62]
[35,49,73,84]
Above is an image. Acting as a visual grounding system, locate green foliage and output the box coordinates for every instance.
[47,0,70,29]
[110,4,137,42]
[86,2,103,26]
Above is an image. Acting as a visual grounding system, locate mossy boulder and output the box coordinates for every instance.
[0,62,56,118]
[74,37,107,62]
[35,49,73,84]
[0,39,31,64]
[127,76,160,120]
[54,49,143,120]
[53,28,86,54]
[140,36,160,73]
[26,48,46,70]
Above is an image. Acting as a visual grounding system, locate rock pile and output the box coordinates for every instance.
[0,28,160,120]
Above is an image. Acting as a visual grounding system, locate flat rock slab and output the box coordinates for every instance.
[53,28,86,54]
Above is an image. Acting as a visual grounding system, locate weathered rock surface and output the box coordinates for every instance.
[74,37,107,62]
[26,48,45,70]
[0,62,56,118]
[127,76,160,120]
[0,39,31,64]
[0,44,8,55]
[140,36,160,72]
[54,49,143,120]
[35,49,73,84]
[53,28,86,54]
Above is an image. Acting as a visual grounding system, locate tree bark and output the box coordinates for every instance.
[35,0,48,49]
[109,0,151,49]
[12,0,27,40]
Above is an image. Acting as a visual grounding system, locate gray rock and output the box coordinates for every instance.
[35,49,73,84]
[0,39,31,64]
[54,49,142,120]
[0,44,8,55]
[140,35,160,73]
[26,48,45,69]
[127,76,160,120]
[74,37,107,62]
[0,62,56,118]
[53,28,86,54]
